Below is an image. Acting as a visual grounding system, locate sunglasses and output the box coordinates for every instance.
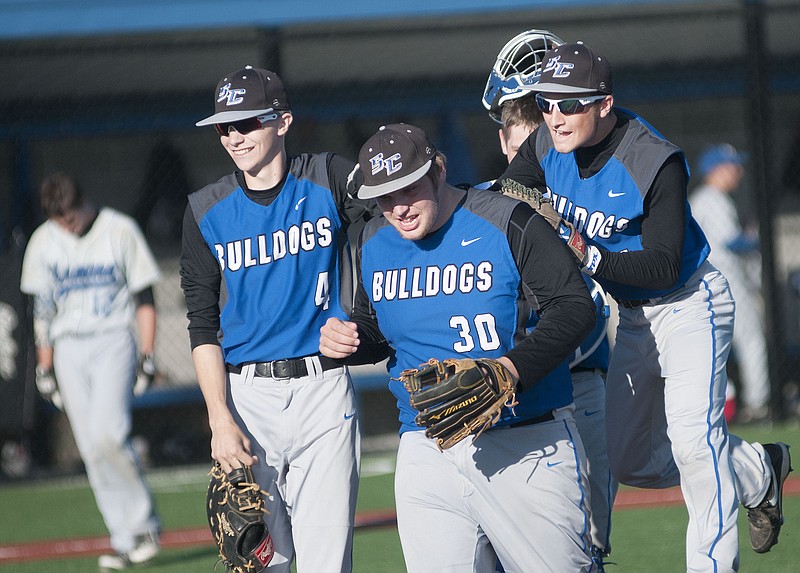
[534,93,608,115]
[214,113,279,136]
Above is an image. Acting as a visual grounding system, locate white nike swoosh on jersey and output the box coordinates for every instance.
[295,197,307,210]
[461,237,482,247]
[608,190,625,198]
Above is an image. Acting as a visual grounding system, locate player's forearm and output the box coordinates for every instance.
[135,303,156,355]
[192,343,234,426]
[32,293,55,350]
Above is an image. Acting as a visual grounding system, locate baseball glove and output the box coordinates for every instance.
[499,178,588,264]
[207,462,274,573]
[35,365,63,410]
[399,358,518,450]
[134,353,156,396]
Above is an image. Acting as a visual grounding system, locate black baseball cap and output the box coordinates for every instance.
[532,42,612,95]
[196,66,291,126]
[357,124,437,199]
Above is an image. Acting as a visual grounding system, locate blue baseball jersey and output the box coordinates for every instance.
[188,154,350,365]
[360,188,573,434]
[536,110,710,301]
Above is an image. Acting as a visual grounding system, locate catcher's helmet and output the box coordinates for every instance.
[482,29,565,123]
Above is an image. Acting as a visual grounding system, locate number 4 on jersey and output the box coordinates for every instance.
[315,272,330,310]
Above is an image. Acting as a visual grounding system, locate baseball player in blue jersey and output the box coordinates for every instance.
[181,66,375,573]
[496,42,792,572]
[482,31,617,567]
[20,173,162,571]
[319,123,599,572]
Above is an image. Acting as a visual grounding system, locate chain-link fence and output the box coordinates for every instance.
[1,1,799,475]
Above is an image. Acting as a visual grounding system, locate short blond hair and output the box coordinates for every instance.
[500,96,543,137]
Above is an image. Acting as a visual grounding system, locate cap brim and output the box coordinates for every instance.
[195,108,277,126]
[521,82,603,94]
[357,160,432,200]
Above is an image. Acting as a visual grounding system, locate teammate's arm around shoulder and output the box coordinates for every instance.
[327,153,381,223]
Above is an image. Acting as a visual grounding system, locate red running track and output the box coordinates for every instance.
[2,478,799,565]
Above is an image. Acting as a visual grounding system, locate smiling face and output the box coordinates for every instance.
[375,166,448,241]
[540,93,614,154]
[219,112,292,185]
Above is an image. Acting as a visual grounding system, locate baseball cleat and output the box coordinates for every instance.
[98,531,160,570]
[590,545,606,572]
[747,442,792,553]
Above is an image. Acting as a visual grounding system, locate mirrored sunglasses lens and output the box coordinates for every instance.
[534,94,553,113]
[534,95,595,115]
[214,117,261,136]
[558,99,583,114]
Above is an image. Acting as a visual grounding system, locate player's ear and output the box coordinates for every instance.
[498,128,509,157]
[598,95,614,117]
[277,112,293,135]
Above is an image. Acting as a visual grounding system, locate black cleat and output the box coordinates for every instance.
[747,442,792,553]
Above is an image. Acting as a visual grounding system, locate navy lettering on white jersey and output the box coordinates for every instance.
[51,264,118,298]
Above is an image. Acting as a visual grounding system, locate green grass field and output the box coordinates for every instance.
[1,421,798,572]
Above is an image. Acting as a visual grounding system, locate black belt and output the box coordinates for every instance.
[226,356,341,379]
[509,410,555,428]
[571,366,599,373]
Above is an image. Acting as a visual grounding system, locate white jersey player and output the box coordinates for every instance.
[20,173,162,571]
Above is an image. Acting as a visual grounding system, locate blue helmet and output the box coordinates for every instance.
[482,29,564,124]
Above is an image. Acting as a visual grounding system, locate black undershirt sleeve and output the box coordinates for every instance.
[504,203,595,392]
[179,203,223,349]
[132,286,154,307]
[326,153,380,224]
[342,228,392,365]
[593,154,686,290]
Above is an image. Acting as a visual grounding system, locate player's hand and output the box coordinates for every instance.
[210,416,258,474]
[134,353,156,396]
[35,365,63,410]
[319,317,360,359]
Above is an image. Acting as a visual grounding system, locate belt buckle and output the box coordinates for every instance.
[269,360,292,380]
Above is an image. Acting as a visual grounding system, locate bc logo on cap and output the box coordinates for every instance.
[217,83,247,106]
[370,152,402,176]
[543,56,574,78]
